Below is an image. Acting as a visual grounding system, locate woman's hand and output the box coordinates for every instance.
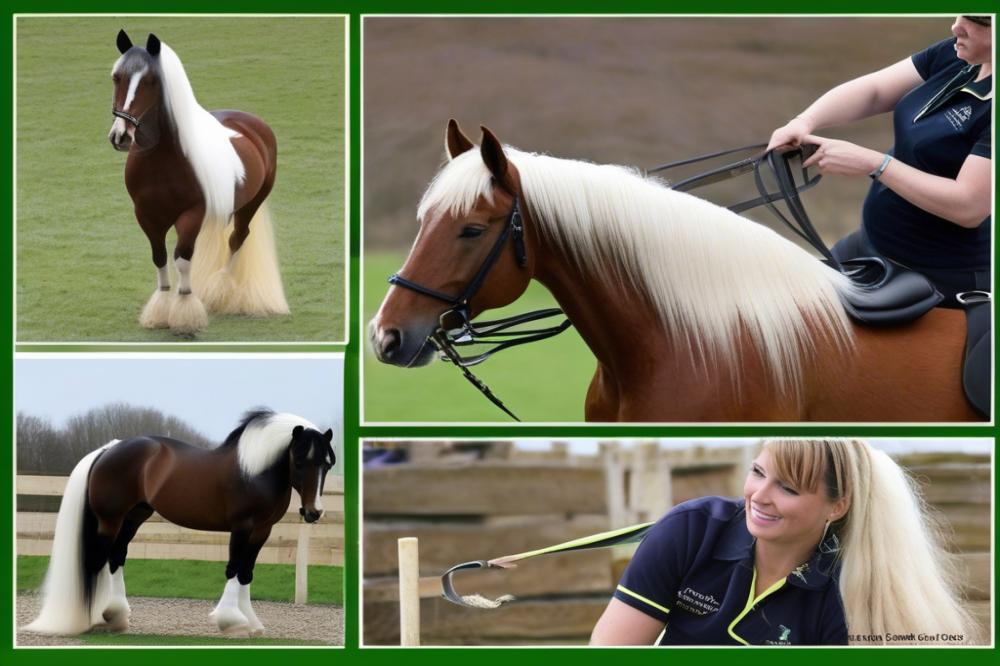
[801,135,884,178]
[766,116,815,151]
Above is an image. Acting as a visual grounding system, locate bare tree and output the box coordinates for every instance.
[17,404,213,475]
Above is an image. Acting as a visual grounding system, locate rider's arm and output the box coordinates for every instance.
[590,598,666,646]
[769,59,923,149]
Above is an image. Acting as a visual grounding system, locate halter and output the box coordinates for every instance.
[112,108,142,128]
[387,195,571,421]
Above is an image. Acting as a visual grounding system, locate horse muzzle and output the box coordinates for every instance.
[368,317,438,368]
[300,507,323,524]
[108,119,134,152]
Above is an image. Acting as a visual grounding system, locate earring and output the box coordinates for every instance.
[819,520,841,554]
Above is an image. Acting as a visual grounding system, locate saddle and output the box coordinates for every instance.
[650,145,990,418]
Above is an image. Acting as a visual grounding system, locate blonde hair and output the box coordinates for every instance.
[762,439,977,645]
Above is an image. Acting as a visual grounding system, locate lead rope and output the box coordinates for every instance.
[440,521,655,609]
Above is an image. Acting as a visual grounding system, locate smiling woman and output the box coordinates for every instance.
[591,439,976,646]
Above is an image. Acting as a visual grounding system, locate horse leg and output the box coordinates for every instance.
[236,527,272,637]
[167,207,209,334]
[203,188,288,317]
[137,219,172,329]
[85,513,123,629]
[211,530,251,634]
[102,503,154,631]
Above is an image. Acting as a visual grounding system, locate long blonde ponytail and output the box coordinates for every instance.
[764,439,976,645]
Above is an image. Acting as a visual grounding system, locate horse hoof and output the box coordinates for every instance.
[101,599,130,632]
[168,292,208,334]
[248,626,265,637]
[210,607,249,635]
[139,289,172,329]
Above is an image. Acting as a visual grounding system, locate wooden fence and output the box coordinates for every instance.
[17,474,345,604]
[363,442,991,645]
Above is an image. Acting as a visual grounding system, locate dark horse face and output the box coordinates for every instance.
[289,425,335,523]
[109,30,162,152]
[369,120,536,367]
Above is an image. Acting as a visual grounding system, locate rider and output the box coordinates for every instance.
[590,439,976,646]
[767,16,992,307]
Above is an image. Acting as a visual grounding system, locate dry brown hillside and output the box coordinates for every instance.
[364,16,946,250]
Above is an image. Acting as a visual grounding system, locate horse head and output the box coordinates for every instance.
[370,119,538,367]
[109,30,162,151]
[289,425,335,523]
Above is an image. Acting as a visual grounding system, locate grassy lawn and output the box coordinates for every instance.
[18,556,343,606]
[363,252,595,422]
[16,16,345,342]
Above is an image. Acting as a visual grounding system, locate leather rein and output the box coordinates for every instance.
[387,195,571,421]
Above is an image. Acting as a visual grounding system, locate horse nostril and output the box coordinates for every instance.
[380,328,402,360]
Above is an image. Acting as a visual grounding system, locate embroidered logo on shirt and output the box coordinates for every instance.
[765,625,794,645]
[675,587,721,616]
[944,105,974,131]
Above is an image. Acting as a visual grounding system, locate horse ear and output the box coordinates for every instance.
[323,428,334,442]
[480,126,513,192]
[117,29,133,54]
[146,33,161,56]
[292,425,304,438]
[446,119,474,160]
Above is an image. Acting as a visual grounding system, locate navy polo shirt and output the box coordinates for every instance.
[613,496,847,646]
[863,38,992,270]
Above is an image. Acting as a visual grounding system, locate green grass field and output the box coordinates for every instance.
[364,252,595,422]
[16,17,345,342]
[18,556,344,606]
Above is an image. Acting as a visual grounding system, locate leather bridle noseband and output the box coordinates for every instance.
[112,108,141,128]
[387,195,570,421]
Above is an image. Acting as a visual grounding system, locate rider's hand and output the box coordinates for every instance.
[801,135,884,177]
[766,116,814,151]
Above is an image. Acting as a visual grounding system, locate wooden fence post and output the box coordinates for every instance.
[398,537,421,646]
[295,523,310,604]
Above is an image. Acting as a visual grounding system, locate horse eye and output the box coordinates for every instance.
[459,226,484,239]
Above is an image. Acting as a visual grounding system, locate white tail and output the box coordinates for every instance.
[192,203,289,316]
[24,440,119,635]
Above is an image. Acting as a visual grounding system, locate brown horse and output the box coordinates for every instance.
[109,30,288,334]
[24,409,335,636]
[369,120,981,422]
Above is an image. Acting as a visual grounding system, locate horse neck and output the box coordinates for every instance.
[531,236,679,379]
[135,99,180,157]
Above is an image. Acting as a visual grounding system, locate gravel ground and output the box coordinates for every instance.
[16,593,343,646]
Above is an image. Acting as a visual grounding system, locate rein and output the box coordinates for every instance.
[388,195,570,421]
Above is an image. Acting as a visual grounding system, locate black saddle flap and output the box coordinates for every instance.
[839,260,943,325]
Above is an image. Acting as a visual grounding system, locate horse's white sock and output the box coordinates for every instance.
[237,582,265,635]
[210,577,248,633]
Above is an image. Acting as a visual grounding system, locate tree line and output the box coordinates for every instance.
[17,403,213,474]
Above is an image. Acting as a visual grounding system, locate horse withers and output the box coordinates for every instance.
[369,120,980,422]
[23,409,335,636]
[110,30,289,335]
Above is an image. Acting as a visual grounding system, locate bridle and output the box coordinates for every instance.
[112,108,141,128]
[387,195,571,421]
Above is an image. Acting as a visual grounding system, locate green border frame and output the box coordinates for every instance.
[3,2,997,662]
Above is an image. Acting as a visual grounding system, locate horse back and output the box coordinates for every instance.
[812,307,980,421]
[88,436,234,531]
